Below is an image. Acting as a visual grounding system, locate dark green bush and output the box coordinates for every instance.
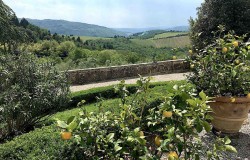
[189,0,250,50]
[0,53,70,139]
[0,125,84,160]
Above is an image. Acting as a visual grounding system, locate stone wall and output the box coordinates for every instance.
[67,59,189,85]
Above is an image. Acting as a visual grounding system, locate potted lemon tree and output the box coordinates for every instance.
[187,28,250,134]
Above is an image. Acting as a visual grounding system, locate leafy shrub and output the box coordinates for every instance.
[58,78,236,159]
[187,27,250,96]
[0,125,83,160]
[189,0,250,50]
[0,53,70,139]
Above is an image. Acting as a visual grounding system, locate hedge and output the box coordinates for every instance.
[69,81,180,108]
[0,125,85,160]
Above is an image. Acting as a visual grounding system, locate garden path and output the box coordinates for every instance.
[70,72,188,92]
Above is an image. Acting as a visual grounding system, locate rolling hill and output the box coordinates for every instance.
[26,19,126,37]
[79,31,190,48]
[131,36,190,48]
[114,26,189,34]
[151,32,188,39]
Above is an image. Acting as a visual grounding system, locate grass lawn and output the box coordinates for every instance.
[151,32,188,39]
[131,36,190,48]
[46,80,185,123]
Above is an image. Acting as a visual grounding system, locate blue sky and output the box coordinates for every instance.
[3,0,204,28]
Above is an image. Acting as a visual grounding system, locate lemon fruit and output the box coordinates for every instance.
[154,136,162,147]
[235,59,240,65]
[190,64,195,69]
[233,41,239,47]
[139,131,144,137]
[231,97,236,103]
[163,111,173,118]
[246,93,250,99]
[168,151,178,160]
[222,47,228,53]
[189,50,193,54]
[61,131,72,140]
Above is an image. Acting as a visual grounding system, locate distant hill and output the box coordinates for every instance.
[113,28,153,35]
[166,26,189,32]
[129,30,167,39]
[131,35,190,48]
[114,26,189,35]
[26,19,126,37]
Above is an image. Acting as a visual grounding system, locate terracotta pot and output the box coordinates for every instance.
[208,96,250,133]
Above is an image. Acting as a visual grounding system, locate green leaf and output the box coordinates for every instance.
[177,143,183,153]
[207,151,212,160]
[67,120,78,131]
[127,136,134,142]
[224,137,231,145]
[107,133,115,141]
[132,113,140,120]
[136,80,142,86]
[168,127,175,138]
[203,121,211,132]
[57,120,68,129]
[87,136,94,145]
[195,154,200,160]
[114,144,122,152]
[231,69,237,77]
[225,145,237,153]
[134,127,140,133]
[67,116,76,124]
[136,137,146,145]
[199,91,207,101]
[205,114,213,120]
[187,99,196,107]
[173,85,179,90]
[179,125,185,133]
[195,123,203,132]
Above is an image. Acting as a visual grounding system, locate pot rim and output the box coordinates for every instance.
[212,96,250,103]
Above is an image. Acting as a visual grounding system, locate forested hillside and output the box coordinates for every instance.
[27,19,126,37]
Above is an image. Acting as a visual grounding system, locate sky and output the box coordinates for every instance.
[3,0,204,28]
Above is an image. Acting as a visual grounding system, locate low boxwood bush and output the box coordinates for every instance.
[0,125,78,160]
[69,81,184,107]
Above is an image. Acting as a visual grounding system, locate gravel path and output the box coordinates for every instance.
[229,116,250,160]
[70,72,187,92]
[201,115,250,160]
[161,115,250,160]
